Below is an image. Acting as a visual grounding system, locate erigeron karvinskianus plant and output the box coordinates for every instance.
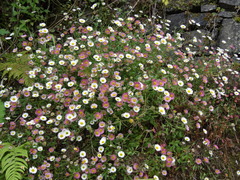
[0,8,239,180]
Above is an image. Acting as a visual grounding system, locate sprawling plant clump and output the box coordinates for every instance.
[0,9,239,180]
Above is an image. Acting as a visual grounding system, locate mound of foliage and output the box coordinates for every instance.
[0,6,239,180]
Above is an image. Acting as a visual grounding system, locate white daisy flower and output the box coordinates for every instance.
[63,129,71,137]
[154,144,161,151]
[98,146,104,153]
[25,46,31,51]
[157,87,165,92]
[10,96,18,102]
[78,119,86,127]
[180,24,186,29]
[58,132,66,140]
[4,101,10,108]
[109,166,116,173]
[91,83,98,89]
[118,151,125,158]
[161,155,167,161]
[40,115,47,121]
[178,80,184,86]
[79,151,86,157]
[122,112,130,118]
[99,137,107,145]
[133,106,140,112]
[81,164,88,171]
[86,26,93,31]
[79,19,86,23]
[222,76,228,82]
[158,107,166,115]
[186,88,193,95]
[237,170,240,176]
[181,117,188,124]
[29,166,37,174]
[82,99,89,104]
[81,173,88,179]
[39,23,46,27]
[100,77,106,83]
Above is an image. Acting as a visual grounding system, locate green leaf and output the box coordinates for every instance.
[2,153,14,167]
[2,159,14,172]
[0,143,11,159]
[5,166,14,180]
[0,29,10,36]
[162,0,169,5]
[15,158,28,167]
[0,100,5,123]
[19,142,31,149]
[0,52,34,86]
[12,10,19,17]
[0,143,28,180]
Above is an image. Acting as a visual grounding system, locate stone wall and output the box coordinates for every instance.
[163,0,240,62]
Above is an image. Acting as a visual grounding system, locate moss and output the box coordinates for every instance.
[233,16,240,23]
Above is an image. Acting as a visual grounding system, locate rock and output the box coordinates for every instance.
[211,28,220,41]
[201,4,217,12]
[189,13,222,29]
[189,13,210,27]
[218,11,236,18]
[219,0,240,6]
[219,0,240,11]
[166,13,212,31]
[217,19,240,53]
[166,12,188,31]
[182,29,215,52]
[162,0,240,55]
